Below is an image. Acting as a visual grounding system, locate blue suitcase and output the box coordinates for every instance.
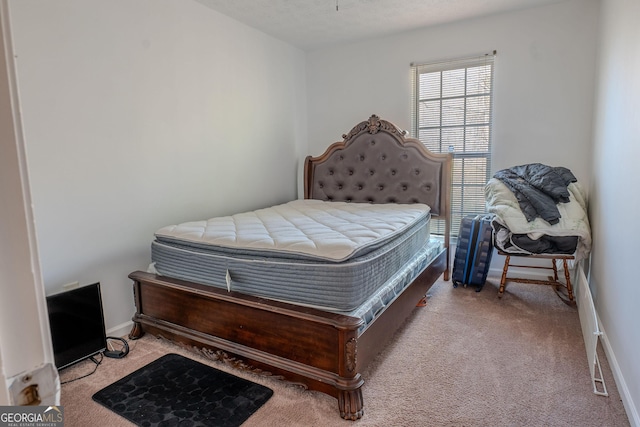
[452,214,494,291]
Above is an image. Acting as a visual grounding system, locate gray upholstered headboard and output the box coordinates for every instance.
[304,114,452,218]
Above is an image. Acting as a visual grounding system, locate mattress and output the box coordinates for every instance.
[348,238,443,333]
[151,199,433,312]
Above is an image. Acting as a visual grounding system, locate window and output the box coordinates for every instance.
[410,53,495,237]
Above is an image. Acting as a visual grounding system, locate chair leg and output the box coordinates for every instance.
[498,255,510,298]
[563,258,574,301]
[496,251,575,304]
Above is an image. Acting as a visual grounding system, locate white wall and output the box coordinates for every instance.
[591,0,640,423]
[306,0,598,187]
[8,0,307,334]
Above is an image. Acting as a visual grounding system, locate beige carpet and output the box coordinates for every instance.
[59,276,630,426]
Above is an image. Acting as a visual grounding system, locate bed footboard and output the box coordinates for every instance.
[128,270,366,419]
[128,248,445,420]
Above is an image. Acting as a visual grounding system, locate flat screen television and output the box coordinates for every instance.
[46,282,107,370]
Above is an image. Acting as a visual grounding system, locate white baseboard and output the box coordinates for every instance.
[597,315,640,427]
[106,320,133,340]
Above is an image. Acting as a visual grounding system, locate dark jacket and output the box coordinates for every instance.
[493,163,576,225]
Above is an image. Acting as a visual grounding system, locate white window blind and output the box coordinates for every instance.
[410,53,495,237]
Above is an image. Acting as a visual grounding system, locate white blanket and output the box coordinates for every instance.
[155,199,430,262]
[484,178,592,261]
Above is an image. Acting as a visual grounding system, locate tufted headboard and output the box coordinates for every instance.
[304,115,452,278]
[304,114,452,219]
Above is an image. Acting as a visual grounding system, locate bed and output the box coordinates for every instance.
[128,115,452,420]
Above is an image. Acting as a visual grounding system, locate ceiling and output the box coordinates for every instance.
[195,0,568,51]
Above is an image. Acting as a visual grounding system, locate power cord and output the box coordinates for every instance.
[60,337,134,385]
[103,336,130,359]
[60,353,103,385]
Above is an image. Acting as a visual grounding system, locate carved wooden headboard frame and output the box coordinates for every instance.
[304,114,452,279]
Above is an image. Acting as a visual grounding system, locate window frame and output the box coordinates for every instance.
[410,53,496,238]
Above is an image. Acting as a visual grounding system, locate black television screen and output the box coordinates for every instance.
[46,282,107,370]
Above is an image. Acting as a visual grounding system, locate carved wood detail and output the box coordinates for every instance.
[341,114,406,142]
[345,338,357,373]
[197,344,287,381]
[338,387,364,420]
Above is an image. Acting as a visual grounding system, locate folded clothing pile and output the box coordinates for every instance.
[485,163,591,261]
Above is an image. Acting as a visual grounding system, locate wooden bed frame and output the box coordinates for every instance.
[128,115,452,420]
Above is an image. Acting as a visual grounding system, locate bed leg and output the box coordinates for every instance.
[129,279,144,340]
[128,321,144,340]
[338,387,364,420]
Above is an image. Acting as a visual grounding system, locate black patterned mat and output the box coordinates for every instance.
[92,353,273,427]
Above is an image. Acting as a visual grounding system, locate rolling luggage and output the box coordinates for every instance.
[452,214,494,291]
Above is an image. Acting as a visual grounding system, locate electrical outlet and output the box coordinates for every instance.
[62,281,79,291]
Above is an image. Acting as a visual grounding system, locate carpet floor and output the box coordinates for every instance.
[59,275,631,426]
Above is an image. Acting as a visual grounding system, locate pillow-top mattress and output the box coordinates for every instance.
[151,199,432,312]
